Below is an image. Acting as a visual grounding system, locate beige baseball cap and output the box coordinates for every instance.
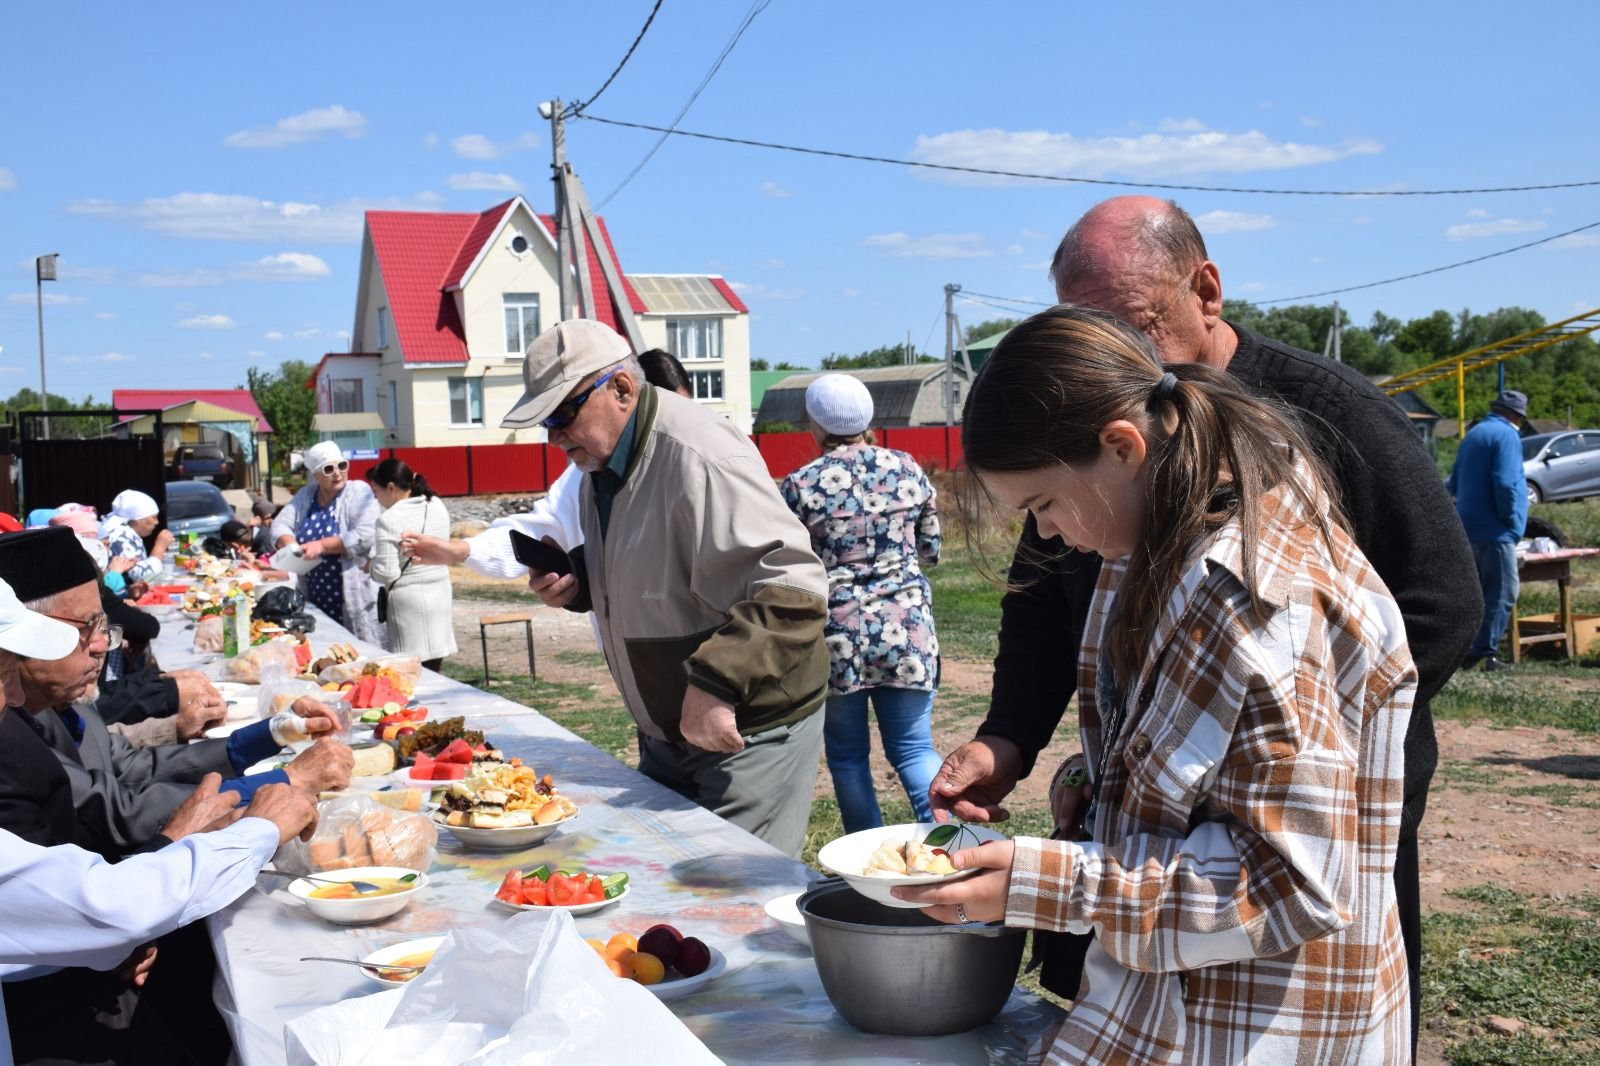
[502,319,633,429]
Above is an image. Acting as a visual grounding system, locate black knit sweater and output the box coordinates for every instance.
[976,325,1482,836]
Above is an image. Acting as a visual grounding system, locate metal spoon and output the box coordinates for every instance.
[300,956,425,974]
[258,869,385,894]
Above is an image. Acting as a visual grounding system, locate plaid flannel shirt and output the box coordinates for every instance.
[1007,484,1415,1064]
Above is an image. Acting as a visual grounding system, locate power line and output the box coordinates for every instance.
[575,113,1600,197]
[592,0,770,210]
[963,289,1052,308]
[1257,218,1600,304]
[962,293,1049,317]
[564,0,665,118]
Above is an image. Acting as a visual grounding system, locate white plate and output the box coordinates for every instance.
[431,809,578,851]
[270,548,320,576]
[491,882,628,916]
[213,682,251,701]
[817,822,1007,909]
[763,892,809,947]
[358,935,445,988]
[648,945,728,1001]
[224,696,259,721]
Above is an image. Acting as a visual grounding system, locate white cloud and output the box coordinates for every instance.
[1445,218,1547,240]
[726,281,806,300]
[177,314,235,329]
[910,123,1383,186]
[6,292,86,305]
[1005,243,1025,255]
[55,264,120,284]
[422,133,439,149]
[758,258,785,270]
[1465,208,1491,219]
[224,105,367,149]
[102,351,134,362]
[0,168,14,190]
[0,366,24,374]
[61,351,135,364]
[197,352,214,360]
[1549,232,1600,249]
[291,327,325,340]
[336,329,351,340]
[94,311,117,320]
[264,330,284,341]
[1018,260,1052,271]
[1194,209,1280,234]
[863,232,992,259]
[66,191,444,243]
[246,350,266,357]
[444,171,524,193]
[136,268,224,287]
[1300,116,1324,128]
[231,252,331,282]
[1157,117,1207,132]
[759,180,793,199]
[1020,228,1048,241]
[450,132,539,160]
[1236,281,1267,293]
[1351,215,1373,225]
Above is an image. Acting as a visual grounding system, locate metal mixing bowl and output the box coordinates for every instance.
[798,877,1026,1036]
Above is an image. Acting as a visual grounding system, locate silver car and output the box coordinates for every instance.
[1522,431,1600,504]
[164,480,235,539]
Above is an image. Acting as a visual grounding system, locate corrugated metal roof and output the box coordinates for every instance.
[628,275,738,314]
[755,364,960,426]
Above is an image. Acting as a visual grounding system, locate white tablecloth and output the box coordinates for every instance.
[149,595,1061,1064]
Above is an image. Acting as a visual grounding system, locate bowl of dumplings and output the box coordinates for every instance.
[817,822,1007,909]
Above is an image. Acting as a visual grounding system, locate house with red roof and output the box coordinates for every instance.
[319,195,751,453]
[114,388,274,489]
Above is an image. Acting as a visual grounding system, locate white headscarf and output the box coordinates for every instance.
[304,441,346,475]
[110,489,160,522]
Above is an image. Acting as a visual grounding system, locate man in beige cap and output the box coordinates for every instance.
[506,319,829,857]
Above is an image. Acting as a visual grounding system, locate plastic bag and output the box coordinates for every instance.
[224,640,299,684]
[274,794,438,875]
[192,615,225,653]
[318,655,421,696]
[256,662,327,721]
[255,585,306,621]
[284,909,718,1066]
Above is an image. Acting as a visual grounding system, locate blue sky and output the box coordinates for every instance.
[3,1,1596,401]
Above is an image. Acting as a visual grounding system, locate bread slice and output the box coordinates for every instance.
[351,744,397,777]
[469,809,533,829]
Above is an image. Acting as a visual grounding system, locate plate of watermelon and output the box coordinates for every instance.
[493,867,628,915]
[394,738,482,785]
[341,673,410,710]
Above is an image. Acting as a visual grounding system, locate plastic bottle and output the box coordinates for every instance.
[234,592,252,653]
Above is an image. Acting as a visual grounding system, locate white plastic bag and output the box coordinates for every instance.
[257,662,325,721]
[284,909,720,1066]
[274,794,437,874]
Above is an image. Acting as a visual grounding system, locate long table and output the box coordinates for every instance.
[150,596,1061,1064]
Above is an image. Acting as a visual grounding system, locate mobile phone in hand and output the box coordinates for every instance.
[508,530,574,577]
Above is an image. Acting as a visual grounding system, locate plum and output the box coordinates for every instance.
[638,925,682,968]
[674,936,711,978]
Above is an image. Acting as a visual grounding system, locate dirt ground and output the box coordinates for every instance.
[439,567,1599,1065]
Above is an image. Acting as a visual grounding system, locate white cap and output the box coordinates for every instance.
[305,441,346,474]
[110,490,159,522]
[805,374,875,436]
[502,319,633,429]
[0,576,78,660]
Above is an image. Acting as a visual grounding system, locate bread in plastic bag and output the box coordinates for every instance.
[275,794,437,875]
[318,655,422,697]
[256,662,327,721]
[192,615,225,653]
[224,639,299,683]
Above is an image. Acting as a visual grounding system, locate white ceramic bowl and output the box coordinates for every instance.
[431,809,578,851]
[359,936,445,988]
[650,945,728,1000]
[286,866,428,925]
[763,891,809,947]
[817,823,1007,909]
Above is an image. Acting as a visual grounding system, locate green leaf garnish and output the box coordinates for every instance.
[922,823,960,849]
[398,873,418,883]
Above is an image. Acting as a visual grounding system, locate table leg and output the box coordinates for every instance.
[524,619,535,680]
[480,624,491,686]
[1560,576,1576,661]
[1510,602,1522,664]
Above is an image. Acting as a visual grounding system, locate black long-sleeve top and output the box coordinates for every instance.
[977,325,1482,836]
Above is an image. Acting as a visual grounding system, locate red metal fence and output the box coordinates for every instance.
[345,427,962,497]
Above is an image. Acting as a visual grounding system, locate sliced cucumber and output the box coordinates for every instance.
[601,872,628,899]
[522,864,551,882]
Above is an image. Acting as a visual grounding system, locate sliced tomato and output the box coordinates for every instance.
[583,877,606,903]
[495,870,523,903]
[548,874,580,906]
[520,879,549,907]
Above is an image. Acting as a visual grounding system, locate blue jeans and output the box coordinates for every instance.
[1470,539,1520,660]
[824,687,941,833]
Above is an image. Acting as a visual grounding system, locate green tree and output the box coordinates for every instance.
[247,360,317,465]
[1,387,105,438]
[750,358,770,371]
[964,317,1018,344]
[773,361,806,370]
[821,343,937,370]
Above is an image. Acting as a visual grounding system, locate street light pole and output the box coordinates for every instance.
[35,254,57,441]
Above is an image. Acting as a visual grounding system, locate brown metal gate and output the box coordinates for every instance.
[15,410,168,520]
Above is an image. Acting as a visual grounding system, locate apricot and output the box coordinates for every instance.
[584,938,606,953]
[603,932,638,960]
[604,957,627,978]
[628,951,665,985]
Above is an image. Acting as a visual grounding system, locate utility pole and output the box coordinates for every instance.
[905,329,913,366]
[541,101,575,322]
[35,254,57,440]
[1321,300,1342,363]
[943,283,961,426]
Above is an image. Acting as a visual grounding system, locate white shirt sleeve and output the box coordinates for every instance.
[464,465,586,579]
[0,818,280,972]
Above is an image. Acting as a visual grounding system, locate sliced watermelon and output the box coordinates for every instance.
[411,753,435,778]
[437,738,475,765]
[425,763,468,781]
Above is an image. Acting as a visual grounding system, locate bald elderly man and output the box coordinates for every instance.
[930,196,1480,1060]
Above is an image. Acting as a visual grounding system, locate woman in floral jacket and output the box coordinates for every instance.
[780,374,942,832]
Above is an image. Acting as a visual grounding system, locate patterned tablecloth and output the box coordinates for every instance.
[150,591,1060,1064]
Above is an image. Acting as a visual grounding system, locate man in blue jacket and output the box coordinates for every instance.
[1448,389,1530,671]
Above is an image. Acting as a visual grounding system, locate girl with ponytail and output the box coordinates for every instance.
[898,305,1416,1063]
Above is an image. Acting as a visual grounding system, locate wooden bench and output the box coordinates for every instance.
[478,612,535,685]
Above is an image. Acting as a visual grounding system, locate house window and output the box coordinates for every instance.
[449,377,484,426]
[504,293,540,356]
[387,387,398,432]
[666,318,722,361]
[329,378,363,414]
[688,370,724,403]
[376,307,390,350]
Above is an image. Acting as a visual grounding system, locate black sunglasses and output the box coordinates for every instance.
[541,368,619,431]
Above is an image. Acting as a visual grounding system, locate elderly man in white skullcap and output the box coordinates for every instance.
[778,372,944,834]
[102,490,171,584]
[270,442,383,643]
